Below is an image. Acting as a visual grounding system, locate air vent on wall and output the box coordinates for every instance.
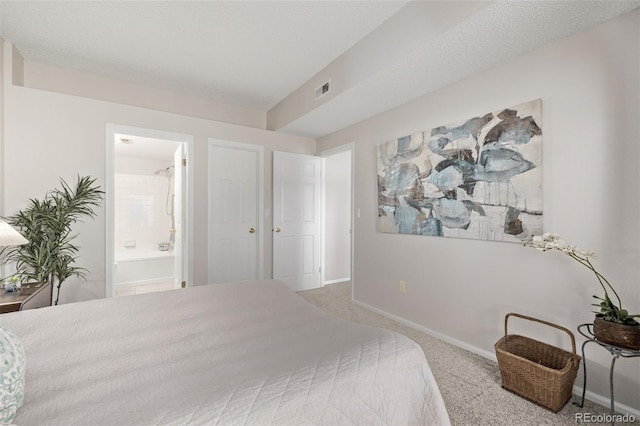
[315,80,331,101]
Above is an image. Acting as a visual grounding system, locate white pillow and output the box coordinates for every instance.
[0,322,25,423]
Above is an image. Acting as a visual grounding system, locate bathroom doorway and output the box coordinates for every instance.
[106,125,192,298]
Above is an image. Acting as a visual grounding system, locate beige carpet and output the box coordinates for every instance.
[297,282,634,426]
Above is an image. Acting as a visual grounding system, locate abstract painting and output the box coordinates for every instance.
[377,99,542,243]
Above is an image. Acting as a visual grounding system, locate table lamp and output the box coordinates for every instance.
[0,220,28,291]
[0,220,28,247]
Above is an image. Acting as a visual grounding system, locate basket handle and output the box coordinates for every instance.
[504,312,577,356]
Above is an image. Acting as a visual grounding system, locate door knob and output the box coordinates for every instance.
[274,227,281,233]
[249,228,256,234]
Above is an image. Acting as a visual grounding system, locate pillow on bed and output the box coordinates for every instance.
[0,322,25,423]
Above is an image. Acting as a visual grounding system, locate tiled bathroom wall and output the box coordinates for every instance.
[114,173,173,251]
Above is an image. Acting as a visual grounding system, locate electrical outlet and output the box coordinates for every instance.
[399,280,406,293]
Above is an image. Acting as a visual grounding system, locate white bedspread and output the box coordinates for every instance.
[2,280,450,425]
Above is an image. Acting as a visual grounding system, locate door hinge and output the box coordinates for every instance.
[182,158,187,167]
[181,281,186,288]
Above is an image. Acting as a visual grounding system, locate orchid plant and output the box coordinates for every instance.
[523,233,639,325]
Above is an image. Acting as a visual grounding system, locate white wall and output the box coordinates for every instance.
[23,60,267,130]
[324,150,351,283]
[2,41,315,304]
[318,10,640,413]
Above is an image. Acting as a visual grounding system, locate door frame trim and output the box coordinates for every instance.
[319,142,354,295]
[105,124,194,297]
[207,139,265,282]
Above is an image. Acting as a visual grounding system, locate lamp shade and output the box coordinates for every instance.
[0,221,28,247]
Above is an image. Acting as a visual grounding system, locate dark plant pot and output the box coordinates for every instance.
[593,315,640,350]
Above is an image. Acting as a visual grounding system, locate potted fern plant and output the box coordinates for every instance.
[524,233,639,350]
[1,175,103,305]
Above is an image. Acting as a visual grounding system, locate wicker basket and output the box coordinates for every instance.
[494,313,581,412]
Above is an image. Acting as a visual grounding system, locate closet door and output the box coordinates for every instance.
[209,143,261,283]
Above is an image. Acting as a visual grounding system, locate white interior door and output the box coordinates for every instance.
[273,151,322,291]
[173,144,186,288]
[209,144,259,283]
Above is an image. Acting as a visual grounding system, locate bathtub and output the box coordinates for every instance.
[114,249,175,288]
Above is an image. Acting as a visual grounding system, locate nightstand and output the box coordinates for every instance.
[0,282,47,314]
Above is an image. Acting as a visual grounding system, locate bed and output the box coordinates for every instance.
[1,279,450,425]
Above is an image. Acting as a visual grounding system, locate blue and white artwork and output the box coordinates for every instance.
[377,99,542,243]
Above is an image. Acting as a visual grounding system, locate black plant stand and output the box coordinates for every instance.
[574,323,640,426]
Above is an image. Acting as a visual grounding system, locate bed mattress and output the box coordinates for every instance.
[2,279,450,425]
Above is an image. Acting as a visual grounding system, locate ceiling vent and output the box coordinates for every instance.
[315,80,331,101]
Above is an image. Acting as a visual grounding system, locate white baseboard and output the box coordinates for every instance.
[572,386,640,419]
[351,298,640,419]
[324,277,350,285]
[352,299,497,360]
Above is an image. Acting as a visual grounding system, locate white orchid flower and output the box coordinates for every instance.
[523,233,637,325]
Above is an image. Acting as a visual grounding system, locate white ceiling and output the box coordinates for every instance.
[280,0,640,138]
[1,1,640,139]
[0,0,407,110]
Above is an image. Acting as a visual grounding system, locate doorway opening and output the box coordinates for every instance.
[106,125,192,298]
[321,143,353,287]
